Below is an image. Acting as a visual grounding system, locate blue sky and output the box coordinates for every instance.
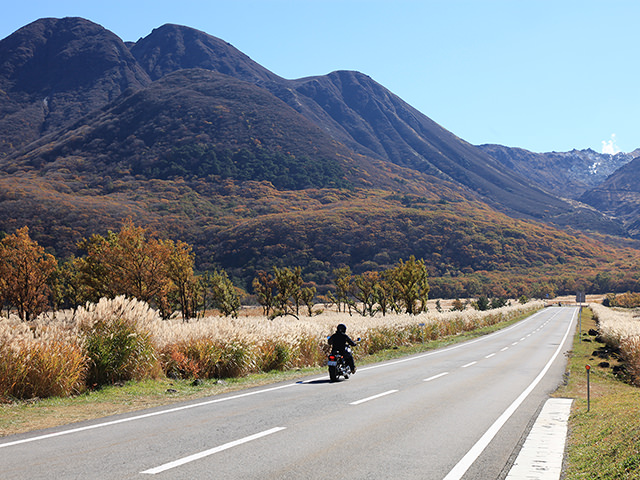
[1,0,638,154]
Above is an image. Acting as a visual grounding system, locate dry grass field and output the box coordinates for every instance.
[1,297,545,401]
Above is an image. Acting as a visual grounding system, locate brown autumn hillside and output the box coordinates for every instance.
[1,17,640,297]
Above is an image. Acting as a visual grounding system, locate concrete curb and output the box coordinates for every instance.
[506,398,573,479]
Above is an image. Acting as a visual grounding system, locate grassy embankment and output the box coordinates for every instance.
[555,306,640,479]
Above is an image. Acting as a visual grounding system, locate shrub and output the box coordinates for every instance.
[0,341,86,400]
[160,338,223,379]
[76,296,161,387]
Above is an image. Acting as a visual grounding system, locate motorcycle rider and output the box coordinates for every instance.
[328,323,357,374]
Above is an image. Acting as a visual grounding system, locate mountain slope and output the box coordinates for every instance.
[125,24,621,232]
[581,157,640,238]
[4,68,442,193]
[130,24,282,84]
[0,17,150,157]
[1,17,639,296]
[479,144,639,199]
[284,71,568,219]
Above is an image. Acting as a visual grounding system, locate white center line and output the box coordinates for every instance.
[350,390,398,405]
[424,372,450,382]
[485,353,496,359]
[500,347,509,352]
[461,361,477,368]
[141,427,286,475]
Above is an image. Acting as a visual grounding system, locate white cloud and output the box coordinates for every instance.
[601,133,621,155]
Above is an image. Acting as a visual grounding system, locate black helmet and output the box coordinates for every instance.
[337,323,347,333]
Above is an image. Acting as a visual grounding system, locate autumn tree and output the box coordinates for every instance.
[300,285,318,316]
[273,266,303,317]
[253,270,277,316]
[75,219,196,317]
[0,226,57,321]
[51,256,86,310]
[331,266,353,314]
[252,266,305,319]
[167,240,198,320]
[352,271,380,316]
[207,269,240,317]
[389,256,430,315]
[375,271,397,316]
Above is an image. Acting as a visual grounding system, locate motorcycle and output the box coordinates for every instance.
[327,339,359,382]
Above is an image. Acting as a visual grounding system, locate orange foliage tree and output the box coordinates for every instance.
[75,219,197,318]
[0,226,58,321]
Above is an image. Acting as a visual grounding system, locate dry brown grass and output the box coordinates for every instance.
[591,303,640,386]
[0,297,544,400]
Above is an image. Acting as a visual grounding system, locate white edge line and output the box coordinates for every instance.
[141,426,286,475]
[442,307,576,480]
[350,389,398,405]
[424,372,449,382]
[0,383,296,449]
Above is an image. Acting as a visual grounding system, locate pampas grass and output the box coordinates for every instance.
[0,315,86,400]
[76,296,162,386]
[152,301,544,379]
[591,303,640,386]
[0,297,544,399]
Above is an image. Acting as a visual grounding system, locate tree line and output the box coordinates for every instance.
[0,221,238,321]
[0,222,432,321]
[251,256,430,319]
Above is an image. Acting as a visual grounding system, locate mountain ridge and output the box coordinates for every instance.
[0,17,151,156]
[479,144,640,199]
[1,17,639,296]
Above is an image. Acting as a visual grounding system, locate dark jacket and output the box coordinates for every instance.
[328,331,356,354]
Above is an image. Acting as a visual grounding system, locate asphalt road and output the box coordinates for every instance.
[0,306,577,479]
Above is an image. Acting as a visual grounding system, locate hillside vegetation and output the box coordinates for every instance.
[1,17,639,300]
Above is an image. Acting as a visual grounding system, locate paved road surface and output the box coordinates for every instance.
[0,306,577,479]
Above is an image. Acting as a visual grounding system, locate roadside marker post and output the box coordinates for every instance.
[586,364,591,412]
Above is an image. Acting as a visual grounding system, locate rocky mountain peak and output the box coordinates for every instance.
[130,23,282,84]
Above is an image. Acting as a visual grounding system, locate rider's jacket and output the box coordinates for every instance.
[328,331,356,354]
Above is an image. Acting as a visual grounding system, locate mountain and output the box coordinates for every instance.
[1,17,639,296]
[123,24,599,227]
[0,17,150,157]
[581,157,640,238]
[130,23,282,84]
[479,144,640,199]
[6,67,429,192]
[0,19,626,233]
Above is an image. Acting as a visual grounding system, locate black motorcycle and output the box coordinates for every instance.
[327,342,357,382]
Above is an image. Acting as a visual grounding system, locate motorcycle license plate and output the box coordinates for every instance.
[327,360,337,366]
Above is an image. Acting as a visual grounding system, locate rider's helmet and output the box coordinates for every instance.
[337,323,347,333]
